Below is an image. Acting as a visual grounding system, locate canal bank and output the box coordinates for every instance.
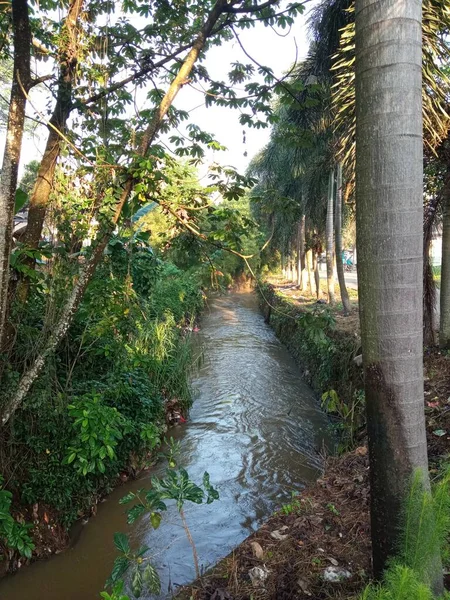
[175,280,450,600]
[0,291,332,599]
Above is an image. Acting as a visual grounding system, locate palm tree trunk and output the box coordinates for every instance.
[313,251,320,299]
[306,248,314,296]
[297,215,305,288]
[326,169,335,304]
[423,193,440,346]
[440,172,450,348]
[356,0,441,590]
[335,164,351,315]
[287,241,292,281]
[0,0,32,345]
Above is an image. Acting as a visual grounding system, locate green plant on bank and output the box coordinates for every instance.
[0,476,34,559]
[360,469,450,599]
[103,442,219,599]
[10,251,200,529]
[293,305,339,390]
[279,491,302,515]
[321,388,365,451]
[64,394,132,476]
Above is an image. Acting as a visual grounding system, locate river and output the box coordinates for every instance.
[0,291,331,600]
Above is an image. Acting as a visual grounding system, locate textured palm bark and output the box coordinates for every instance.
[326,170,335,304]
[440,171,450,348]
[356,0,440,589]
[0,0,32,344]
[1,0,231,426]
[335,164,351,315]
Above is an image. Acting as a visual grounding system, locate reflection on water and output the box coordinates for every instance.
[0,292,331,600]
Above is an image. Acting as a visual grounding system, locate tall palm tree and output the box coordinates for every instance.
[355,0,441,590]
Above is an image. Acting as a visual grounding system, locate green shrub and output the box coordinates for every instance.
[64,394,132,476]
[0,476,34,559]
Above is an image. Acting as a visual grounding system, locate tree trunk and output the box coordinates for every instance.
[326,169,335,304]
[306,248,314,296]
[440,174,450,348]
[423,193,440,346]
[335,164,351,315]
[297,215,305,288]
[0,0,32,344]
[291,235,297,283]
[356,0,441,590]
[313,251,320,300]
[18,0,84,301]
[286,241,292,281]
[0,0,230,426]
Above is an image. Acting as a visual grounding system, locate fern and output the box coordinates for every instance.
[361,564,433,600]
[360,469,450,599]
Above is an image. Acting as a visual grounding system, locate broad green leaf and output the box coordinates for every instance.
[113,532,130,554]
[14,189,28,214]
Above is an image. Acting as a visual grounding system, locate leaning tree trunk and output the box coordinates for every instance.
[0,0,32,345]
[356,0,441,591]
[326,169,335,304]
[335,164,351,315]
[440,174,450,348]
[0,0,230,426]
[297,215,305,288]
[17,0,85,304]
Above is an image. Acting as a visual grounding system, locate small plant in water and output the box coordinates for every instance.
[103,437,219,598]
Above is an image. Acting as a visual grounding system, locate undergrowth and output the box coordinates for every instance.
[0,242,204,537]
[361,469,450,599]
[258,282,364,451]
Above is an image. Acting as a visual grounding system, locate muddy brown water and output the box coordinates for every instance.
[0,292,332,600]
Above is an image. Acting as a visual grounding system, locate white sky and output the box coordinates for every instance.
[16,1,319,177]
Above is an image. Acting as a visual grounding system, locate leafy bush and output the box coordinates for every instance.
[0,476,34,559]
[64,394,132,476]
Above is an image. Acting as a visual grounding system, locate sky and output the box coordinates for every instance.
[13,0,319,178]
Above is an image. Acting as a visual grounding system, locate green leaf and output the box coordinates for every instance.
[142,563,161,595]
[14,188,28,214]
[131,202,157,223]
[119,492,136,505]
[126,504,145,524]
[113,532,130,554]
[131,567,143,598]
[108,556,130,585]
